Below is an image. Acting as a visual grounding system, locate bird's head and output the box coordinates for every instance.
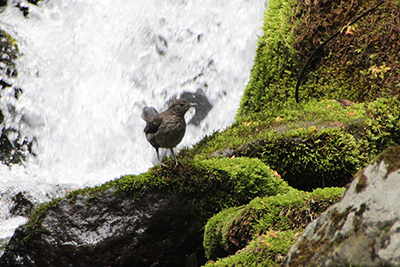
[168,99,197,116]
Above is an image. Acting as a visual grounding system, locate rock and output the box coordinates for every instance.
[167,89,213,127]
[10,192,35,217]
[0,28,35,166]
[1,158,289,266]
[180,89,213,126]
[1,190,204,267]
[284,146,400,266]
[155,35,168,56]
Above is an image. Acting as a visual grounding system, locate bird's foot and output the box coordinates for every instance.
[158,162,169,167]
[174,160,183,167]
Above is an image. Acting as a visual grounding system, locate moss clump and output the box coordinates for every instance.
[183,99,366,161]
[364,98,400,155]
[237,128,364,191]
[203,187,344,261]
[203,230,301,267]
[239,0,299,114]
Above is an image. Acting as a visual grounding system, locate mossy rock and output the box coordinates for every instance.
[2,158,293,266]
[239,0,400,115]
[182,97,400,191]
[27,157,291,231]
[203,187,345,261]
[203,230,300,267]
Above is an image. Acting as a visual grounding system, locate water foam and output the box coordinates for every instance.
[0,0,266,241]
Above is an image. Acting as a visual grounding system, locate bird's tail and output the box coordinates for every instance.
[141,107,159,122]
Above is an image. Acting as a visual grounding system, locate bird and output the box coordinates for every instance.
[141,99,196,166]
[336,99,355,107]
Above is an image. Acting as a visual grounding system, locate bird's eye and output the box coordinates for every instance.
[180,104,184,106]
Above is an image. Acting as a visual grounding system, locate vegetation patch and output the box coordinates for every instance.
[203,230,301,267]
[203,187,344,261]
[239,0,400,115]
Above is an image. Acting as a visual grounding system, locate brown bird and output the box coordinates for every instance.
[141,99,196,166]
[336,99,355,107]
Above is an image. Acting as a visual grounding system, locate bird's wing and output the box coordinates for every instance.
[141,107,159,122]
[144,116,163,134]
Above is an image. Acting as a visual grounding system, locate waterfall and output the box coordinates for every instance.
[0,0,266,245]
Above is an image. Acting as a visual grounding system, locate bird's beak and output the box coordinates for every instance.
[190,103,197,108]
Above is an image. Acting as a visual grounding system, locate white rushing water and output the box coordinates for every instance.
[0,0,266,244]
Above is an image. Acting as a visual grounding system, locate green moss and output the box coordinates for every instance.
[198,157,291,200]
[203,230,301,267]
[371,146,400,177]
[190,98,367,159]
[203,187,344,260]
[17,197,63,243]
[364,97,400,148]
[239,0,299,114]
[354,170,367,193]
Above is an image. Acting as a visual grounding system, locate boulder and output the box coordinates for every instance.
[0,189,203,267]
[284,146,400,266]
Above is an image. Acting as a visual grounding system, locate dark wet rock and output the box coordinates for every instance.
[10,192,35,217]
[155,35,168,56]
[166,89,213,127]
[180,89,213,126]
[0,28,35,166]
[284,146,400,266]
[1,190,205,267]
[12,0,42,17]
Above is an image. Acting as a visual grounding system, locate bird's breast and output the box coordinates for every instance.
[149,116,186,149]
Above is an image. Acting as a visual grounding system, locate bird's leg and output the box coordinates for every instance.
[170,148,180,166]
[156,148,167,167]
[156,147,160,162]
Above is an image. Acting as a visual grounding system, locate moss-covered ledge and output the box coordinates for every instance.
[88,157,290,216]
[180,97,400,191]
[8,158,290,254]
[204,230,300,267]
[203,187,344,265]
